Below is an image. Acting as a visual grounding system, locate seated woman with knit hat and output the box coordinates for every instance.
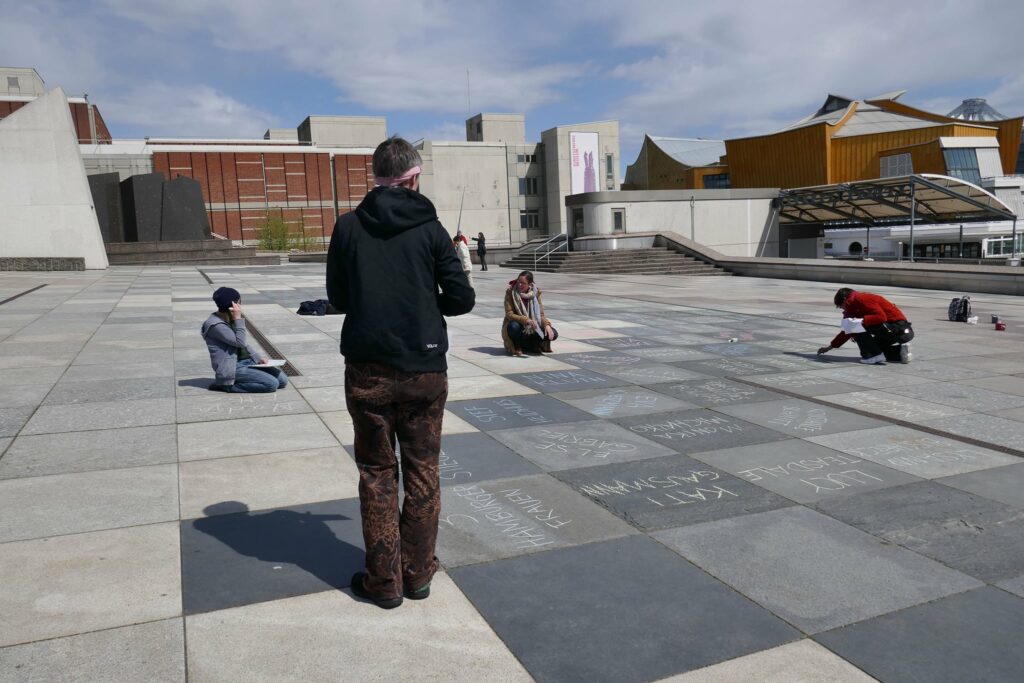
[201,287,288,392]
[502,270,557,356]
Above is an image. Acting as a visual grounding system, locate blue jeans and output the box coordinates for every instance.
[231,358,288,393]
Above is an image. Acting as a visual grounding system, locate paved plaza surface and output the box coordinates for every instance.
[3,264,1024,682]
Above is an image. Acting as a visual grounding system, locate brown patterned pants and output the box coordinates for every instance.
[345,362,447,599]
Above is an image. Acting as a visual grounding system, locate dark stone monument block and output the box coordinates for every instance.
[161,175,211,241]
[87,172,124,243]
[120,173,164,242]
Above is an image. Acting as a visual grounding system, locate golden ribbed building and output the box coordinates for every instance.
[623,92,1023,190]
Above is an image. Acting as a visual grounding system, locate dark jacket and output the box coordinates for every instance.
[830,291,908,348]
[326,186,475,372]
[471,235,486,254]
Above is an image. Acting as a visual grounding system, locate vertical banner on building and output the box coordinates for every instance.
[569,131,599,194]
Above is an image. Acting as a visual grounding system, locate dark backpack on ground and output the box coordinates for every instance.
[948,295,971,322]
[297,299,340,316]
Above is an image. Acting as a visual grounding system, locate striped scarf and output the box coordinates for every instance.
[511,285,545,339]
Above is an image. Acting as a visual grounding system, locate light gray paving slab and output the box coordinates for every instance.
[673,357,778,378]
[619,345,719,362]
[175,391,311,424]
[43,377,175,405]
[0,424,177,479]
[285,367,348,389]
[447,394,591,431]
[437,474,635,567]
[489,419,679,471]
[0,438,9,457]
[507,369,628,393]
[938,463,1024,508]
[72,349,174,366]
[0,618,185,683]
[748,354,829,373]
[885,382,1024,412]
[958,374,1024,396]
[185,575,531,682]
[899,360,999,382]
[552,386,696,418]
[997,574,1024,598]
[0,383,51,409]
[21,398,176,435]
[177,413,339,461]
[551,351,647,369]
[693,439,919,504]
[653,378,785,408]
[0,407,34,438]
[0,365,67,386]
[295,385,347,413]
[662,639,874,682]
[0,523,181,647]
[0,464,179,543]
[743,372,866,397]
[615,409,790,454]
[799,366,935,389]
[817,390,971,423]
[714,398,887,438]
[918,413,1024,452]
[599,363,712,384]
[654,506,982,633]
[809,426,1020,479]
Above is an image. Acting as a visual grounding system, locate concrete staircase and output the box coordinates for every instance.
[501,247,731,276]
[106,240,282,266]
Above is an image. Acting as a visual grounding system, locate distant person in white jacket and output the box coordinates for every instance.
[454,236,474,288]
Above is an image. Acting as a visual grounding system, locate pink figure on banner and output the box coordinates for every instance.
[584,151,597,193]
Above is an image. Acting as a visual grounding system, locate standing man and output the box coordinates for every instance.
[818,287,913,365]
[327,136,475,609]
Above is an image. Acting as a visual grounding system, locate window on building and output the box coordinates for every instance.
[605,154,614,190]
[985,234,1024,257]
[702,173,731,189]
[517,153,537,163]
[943,148,982,185]
[1016,141,1024,175]
[518,177,538,195]
[520,209,541,230]
[6,76,19,94]
[612,209,625,233]
[880,153,913,178]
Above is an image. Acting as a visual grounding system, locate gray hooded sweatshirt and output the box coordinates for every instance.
[201,313,262,386]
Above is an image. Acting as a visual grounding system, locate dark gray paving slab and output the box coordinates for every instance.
[653,378,785,408]
[939,462,1024,507]
[506,369,628,393]
[0,407,34,438]
[809,426,1020,479]
[715,398,887,437]
[697,342,775,358]
[997,574,1024,598]
[180,498,365,615]
[655,506,982,634]
[815,587,1024,683]
[898,360,998,382]
[618,345,718,362]
[587,335,662,350]
[438,474,634,567]
[673,358,779,378]
[743,373,866,397]
[447,395,592,431]
[0,424,178,479]
[886,382,1024,412]
[450,535,799,683]
[648,333,720,346]
[813,481,1024,582]
[21,398,176,435]
[550,351,646,368]
[0,618,185,683]
[438,432,543,486]
[749,354,830,373]
[489,420,678,471]
[614,409,790,454]
[818,390,970,423]
[597,363,711,385]
[918,413,1024,452]
[43,377,175,405]
[554,454,794,531]
[693,439,919,504]
[552,386,696,418]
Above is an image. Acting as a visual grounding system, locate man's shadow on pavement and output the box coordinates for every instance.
[187,501,366,608]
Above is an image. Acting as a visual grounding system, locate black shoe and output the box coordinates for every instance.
[404,582,431,600]
[350,572,403,609]
[207,383,231,392]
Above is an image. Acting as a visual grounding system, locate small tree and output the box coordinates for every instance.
[256,213,291,251]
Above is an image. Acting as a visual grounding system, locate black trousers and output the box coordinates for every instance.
[478,251,487,270]
[852,323,906,361]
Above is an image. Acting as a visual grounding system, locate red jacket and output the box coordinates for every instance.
[830,291,908,348]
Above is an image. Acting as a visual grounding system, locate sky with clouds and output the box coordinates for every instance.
[3,0,1023,169]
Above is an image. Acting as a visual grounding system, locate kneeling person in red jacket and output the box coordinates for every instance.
[817,288,913,365]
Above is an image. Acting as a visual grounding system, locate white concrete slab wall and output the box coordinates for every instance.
[0,88,108,269]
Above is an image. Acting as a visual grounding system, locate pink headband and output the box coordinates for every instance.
[374,165,421,187]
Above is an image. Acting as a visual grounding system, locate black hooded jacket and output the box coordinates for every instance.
[326,186,475,372]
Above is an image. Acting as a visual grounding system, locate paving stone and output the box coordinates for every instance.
[887,381,1024,412]
[693,439,919,504]
[551,350,647,369]
[618,345,718,362]
[506,368,628,393]
[742,372,866,397]
[294,385,348,413]
[180,498,365,615]
[815,587,1024,683]
[554,454,794,531]
[175,391,312,424]
[450,535,799,682]
[288,367,347,389]
[177,413,338,461]
[447,374,538,400]
[0,424,178,479]
[655,506,982,633]
[812,481,1024,582]
[489,419,678,471]
[43,376,175,405]
[899,360,998,382]
[817,390,970,423]
[597,363,712,384]
[799,366,935,390]
[0,618,185,683]
[714,398,887,437]
[1,365,67,386]
[553,386,696,418]
[21,398,176,435]
[0,523,181,647]
[0,383,52,409]
[662,639,875,682]
[0,407,34,438]
[809,426,1020,479]
[649,333,722,346]
[436,432,542,485]
[447,394,591,431]
[748,354,829,373]
[673,357,779,377]
[179,447,360,519]
[939,462,1024,508]
[184,574,531,682]
[918,413,1024,453]
[470,354,577,374]
[0,438,9,458]
[654,378,785,407]
[697,342,775,358]
[437,474,635,567]
[587,335,662,350]
[614,409,790,454]
[997,574,1024,598]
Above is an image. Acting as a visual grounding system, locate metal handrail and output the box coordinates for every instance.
[530,233,569,270]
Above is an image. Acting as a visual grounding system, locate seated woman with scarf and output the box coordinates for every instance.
[502,270,557,356]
